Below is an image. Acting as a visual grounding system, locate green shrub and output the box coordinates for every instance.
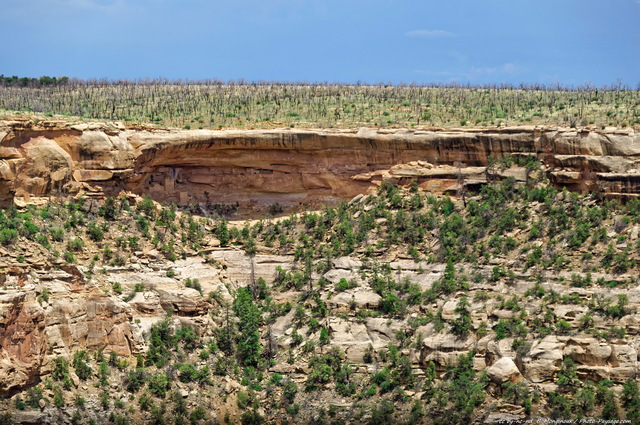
[148,373,169,398]
[37,287,50,304]
[380,293,399,315]
[451,296,472,336]
[0,228,18,245]
[99,197,119,221]
[556,320,571,335]
[35,234,50,249]
[137,196,157,218]
[146,319,175,368]
[177,362,209,384]
[26,386,44,409]
[52,357,73,389]
[368,400,395,425]
[240,410,264,425]
[233,287,261,366]
[98,360,109,387]
[282,380,298,404]
[139,393,153,411]
[14,398,26,410]
[189,405,206,424]
[67,237,84,251]
[50,228,64,242]
[53,388,64,408]
[86,222,104,242]
[64,251,76,263]
[556,358,580,390]
[335,278,357,292]
[72,351,92,381]
[126,368,148,393]
[184,278,202,294]
[319,327,330,345]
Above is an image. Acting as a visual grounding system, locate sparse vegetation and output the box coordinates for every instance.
[2,79,639,129]
[2,152,640,423]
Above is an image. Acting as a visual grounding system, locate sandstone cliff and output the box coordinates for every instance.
[2,119,640,209]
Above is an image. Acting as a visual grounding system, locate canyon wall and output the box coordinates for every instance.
[2,119,640,209]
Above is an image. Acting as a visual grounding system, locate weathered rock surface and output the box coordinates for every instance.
[0,280,138,394]
[3,120,640,208]
[486,357,522,384]
[0,249,311,395]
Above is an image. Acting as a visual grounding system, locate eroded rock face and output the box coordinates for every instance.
[0,271,142,394]
[0,248,305,395]
[0,290,46,393]
[2,120,640,208]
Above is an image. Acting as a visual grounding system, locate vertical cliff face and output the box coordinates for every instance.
[0,279,138,394]
[2,120,640,209]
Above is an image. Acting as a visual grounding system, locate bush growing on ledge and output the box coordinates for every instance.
[335,277,357,292]
[146,319,176,368]
[86,222,104,242]
[184,278,202,294]
[126,368,148,393]
[73,350,92,381]
[52,357,73,390]
[25,386,44,409]
[451,296,472,336]
[67,237,84,252]
[0,228,18,245]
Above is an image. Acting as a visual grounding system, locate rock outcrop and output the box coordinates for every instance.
[3,120,640,209]
[0,273,139,394]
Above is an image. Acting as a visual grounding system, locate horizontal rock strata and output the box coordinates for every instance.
[2,120,640,208]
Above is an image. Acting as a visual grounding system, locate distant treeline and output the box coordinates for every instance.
[0,75,70,87]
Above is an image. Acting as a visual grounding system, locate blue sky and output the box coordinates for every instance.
[1,0,638,86]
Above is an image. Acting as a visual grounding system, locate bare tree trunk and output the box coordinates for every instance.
[266,325,277,359]
[250,257,257,299]
[455,157,467,207]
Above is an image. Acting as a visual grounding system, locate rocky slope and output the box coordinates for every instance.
[1,181,640,423]
[2,119,640,211]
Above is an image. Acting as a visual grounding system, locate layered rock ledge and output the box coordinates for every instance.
[2,119,640,208]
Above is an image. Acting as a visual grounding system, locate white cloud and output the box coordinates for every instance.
[469,63,522,76]
[55,0,129,13]
[413,63,524,82]
[0,0,129,18]
[405,29,454,38]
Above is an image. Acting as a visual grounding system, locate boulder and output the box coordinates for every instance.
[486,357,522,384]
[522,336,565,383]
